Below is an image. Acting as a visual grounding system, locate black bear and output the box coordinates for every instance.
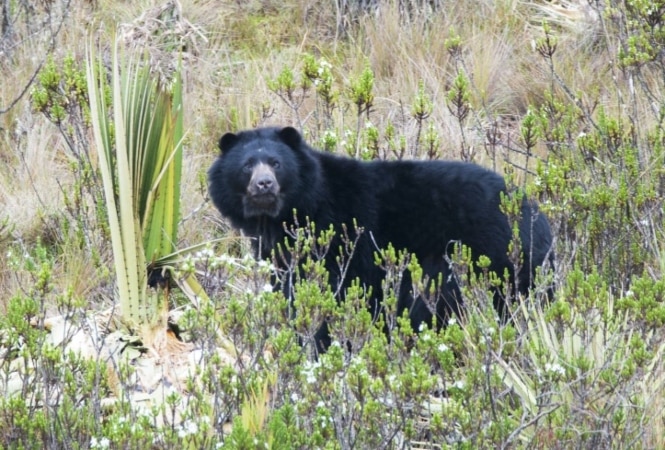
[208,126,554,353]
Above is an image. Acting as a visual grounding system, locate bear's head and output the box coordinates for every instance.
[212,127,306,220]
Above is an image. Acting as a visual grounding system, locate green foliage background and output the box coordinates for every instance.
[1,0,665,448]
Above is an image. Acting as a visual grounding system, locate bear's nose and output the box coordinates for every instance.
[256,176,273,191]
[248,163,279,195]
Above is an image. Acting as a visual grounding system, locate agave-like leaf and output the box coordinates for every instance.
[143,89,182,264]
[87,36,210,341]
[87,42,145,329]
[115,50,149,326]
[86,39,189,328]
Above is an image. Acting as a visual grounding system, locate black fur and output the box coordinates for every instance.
[208,127,554,353]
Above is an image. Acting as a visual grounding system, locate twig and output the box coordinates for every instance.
[0,0,72,115]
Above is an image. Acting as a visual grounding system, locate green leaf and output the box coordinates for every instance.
[86,39,190,334]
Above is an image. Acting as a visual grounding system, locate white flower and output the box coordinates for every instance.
[181,257,195,272]
[544,362,565,377]
[452,380,465,390]
[196,247,214,260]
[448,317,457,326]
[302,361,320,384]
[438,343,450,353]
[219,253,234,263]
[262,283,272,293]
[178,420,198,438]
[90,437,110,449]
[257,260,276,273]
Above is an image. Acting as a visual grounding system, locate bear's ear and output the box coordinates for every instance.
[277,126,302,148]
[219,132,240,154]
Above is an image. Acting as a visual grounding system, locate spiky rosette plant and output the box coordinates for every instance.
[86,40,203,351]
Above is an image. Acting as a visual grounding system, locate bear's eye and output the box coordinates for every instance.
[270,159,281,169]
[242,161,253,173]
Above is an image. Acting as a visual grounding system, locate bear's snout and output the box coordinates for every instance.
[248,163,279,196]
[241,162,283,218]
